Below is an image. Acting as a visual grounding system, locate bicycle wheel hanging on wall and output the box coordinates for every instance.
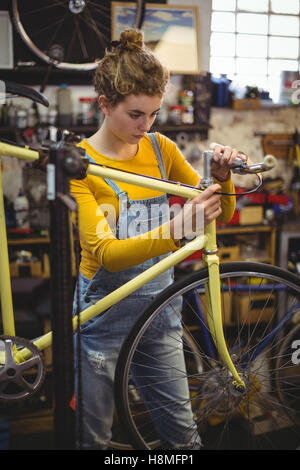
[10,0,146,71]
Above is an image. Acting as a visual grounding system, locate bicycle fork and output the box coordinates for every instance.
[203,221,246,391]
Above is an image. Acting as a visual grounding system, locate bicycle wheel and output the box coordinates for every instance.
[10,0,145,71]
[276,322,300,426]
[115,262,300,450]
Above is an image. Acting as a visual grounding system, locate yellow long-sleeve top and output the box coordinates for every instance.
[70,132,235,279]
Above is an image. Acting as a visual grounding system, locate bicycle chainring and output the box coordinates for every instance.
[0,335,46,403]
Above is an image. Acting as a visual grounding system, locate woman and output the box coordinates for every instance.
[71,29,240,450]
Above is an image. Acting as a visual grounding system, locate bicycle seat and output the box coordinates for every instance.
[1,80,49,107]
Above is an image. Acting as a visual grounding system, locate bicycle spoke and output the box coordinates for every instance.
[83,7,109,48]
[74,16,89,59]
[18,2,67,17]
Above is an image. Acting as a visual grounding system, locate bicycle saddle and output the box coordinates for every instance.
[2,80,49,107]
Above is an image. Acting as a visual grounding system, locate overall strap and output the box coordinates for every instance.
[147,132,167,180]
[85,133,167,211]
[85,152,130,237]
[84,153,128,199]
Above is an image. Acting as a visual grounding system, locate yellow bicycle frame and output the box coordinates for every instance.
[0,142,245,389]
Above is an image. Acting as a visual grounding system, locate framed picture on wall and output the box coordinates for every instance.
[0,11,14,69]
[111,2,201,74]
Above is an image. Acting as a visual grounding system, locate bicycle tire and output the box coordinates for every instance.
[10,0,146,71]
[115,261,300,450]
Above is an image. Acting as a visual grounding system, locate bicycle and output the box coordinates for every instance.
[0,84,300,450]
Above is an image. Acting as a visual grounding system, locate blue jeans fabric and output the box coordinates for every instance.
[73,271,201,450]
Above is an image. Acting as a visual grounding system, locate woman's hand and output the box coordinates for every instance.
[211,144,247,182]
[169,183,222,243]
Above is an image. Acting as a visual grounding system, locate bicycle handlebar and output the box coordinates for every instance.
[230,154,276,174]
[208,142,276,175]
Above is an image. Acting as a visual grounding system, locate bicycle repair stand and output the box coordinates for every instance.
[46,133,86,450]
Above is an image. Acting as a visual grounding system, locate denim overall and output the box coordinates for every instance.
[73,133,201,449]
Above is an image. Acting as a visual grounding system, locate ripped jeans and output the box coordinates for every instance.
[73,272,202,450]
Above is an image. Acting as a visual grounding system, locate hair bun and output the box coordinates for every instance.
[119,29,144,51]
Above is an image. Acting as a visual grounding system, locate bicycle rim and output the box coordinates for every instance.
[11,0,145,71]
[115,262,300,450]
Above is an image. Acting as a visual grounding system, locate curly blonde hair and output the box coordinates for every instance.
[93,29,170,106]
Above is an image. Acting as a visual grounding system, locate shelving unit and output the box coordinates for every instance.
[0,122,211,138]
[217,224,277,265]
[279,218,300,271]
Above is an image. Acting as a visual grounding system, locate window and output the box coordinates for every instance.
[210,0,300,101]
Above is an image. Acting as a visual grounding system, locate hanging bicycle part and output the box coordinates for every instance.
[132,0,146,29]
[0,336,46,403]
[2,80,49,107]
[10,0,146,71]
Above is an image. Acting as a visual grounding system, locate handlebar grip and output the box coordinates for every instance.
[263,154,276,169]
[209,142,247,162]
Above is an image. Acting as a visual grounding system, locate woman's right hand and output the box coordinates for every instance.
[169,184,222,243]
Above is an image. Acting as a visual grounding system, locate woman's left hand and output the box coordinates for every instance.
[211,143,247,182]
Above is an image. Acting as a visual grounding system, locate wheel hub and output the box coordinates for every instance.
[196,366,259,422]
[69,0,86,14]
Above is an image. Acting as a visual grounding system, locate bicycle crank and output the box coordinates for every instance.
[0,336,46,403]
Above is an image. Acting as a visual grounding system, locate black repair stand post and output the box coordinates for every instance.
[47,143,81,450]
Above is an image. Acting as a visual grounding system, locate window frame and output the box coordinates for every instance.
[210,1,300,98]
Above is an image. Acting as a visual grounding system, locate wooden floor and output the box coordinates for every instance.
[6,409,300,450]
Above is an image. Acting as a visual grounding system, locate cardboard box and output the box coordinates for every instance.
[218,245,240,262]
[233,292,276,324]
[232,98,261,110]
[9,261,42,278]
[239,206,263,225]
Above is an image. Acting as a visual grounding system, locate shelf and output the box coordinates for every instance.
[0,66,94,86]
[0,123,211,137]
[217,224,276,235]
[152,123,211,132]
[8,237,50,245]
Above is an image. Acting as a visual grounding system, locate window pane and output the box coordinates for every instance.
[212,0,236,11]
[236,34,268,57]
[269,15,299,36]
[235,73,268,88]
[237,13,268,34]
[271,0,299,14]
[268,59,299,75]
[267,76,281,100]
[211,12,235,32]
[210,57,235,76]
[210,33,236,56]
[269,36,299,58]
[237,0,268,12]
[236,58,268,74]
